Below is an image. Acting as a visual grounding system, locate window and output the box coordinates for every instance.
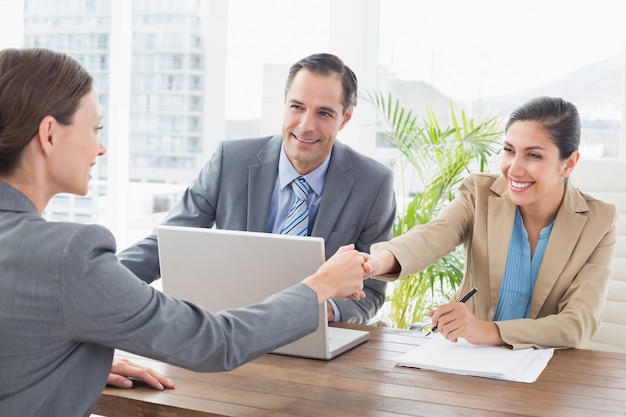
[379,0,626,159]
[84,0,96,14]
[187,95,202,112]
[11,0,626,249]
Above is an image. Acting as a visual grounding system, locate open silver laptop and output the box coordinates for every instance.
[157,225,369,360]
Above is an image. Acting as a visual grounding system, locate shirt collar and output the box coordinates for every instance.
[278,143,330,197]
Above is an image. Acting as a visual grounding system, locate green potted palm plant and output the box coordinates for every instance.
[367,92,503,329]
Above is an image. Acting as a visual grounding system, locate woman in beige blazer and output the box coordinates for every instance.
[367,96,617,350]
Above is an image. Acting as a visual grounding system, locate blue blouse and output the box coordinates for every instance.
[493,207,554,320]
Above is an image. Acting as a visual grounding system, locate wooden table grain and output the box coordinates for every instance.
[94,323,626,417]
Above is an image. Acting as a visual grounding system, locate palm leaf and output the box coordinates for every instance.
[366,91,503,328]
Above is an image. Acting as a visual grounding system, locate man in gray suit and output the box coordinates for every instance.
[119,53,396,323]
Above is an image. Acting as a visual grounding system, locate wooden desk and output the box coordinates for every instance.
[95,323,626,417]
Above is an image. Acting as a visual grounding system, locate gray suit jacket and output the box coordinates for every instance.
[120,135,396,323]
[0,181,319,417]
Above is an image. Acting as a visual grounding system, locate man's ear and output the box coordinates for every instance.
[36,116,58,157]
[338,107,353,131]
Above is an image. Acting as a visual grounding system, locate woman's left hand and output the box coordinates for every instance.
[107,358,175,390]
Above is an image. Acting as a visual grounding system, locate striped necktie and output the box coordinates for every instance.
[280,176,310,236]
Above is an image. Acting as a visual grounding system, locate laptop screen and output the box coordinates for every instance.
[157,226,326,311]
[157,225,369,359]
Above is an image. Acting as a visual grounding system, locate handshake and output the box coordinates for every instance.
[301,244,390,304]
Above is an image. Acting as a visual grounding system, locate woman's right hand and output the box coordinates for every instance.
[428,302,503,345]
[363,249,400,280]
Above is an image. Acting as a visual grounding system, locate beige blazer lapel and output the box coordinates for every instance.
[530,181,589,316]
[487,177,516,318]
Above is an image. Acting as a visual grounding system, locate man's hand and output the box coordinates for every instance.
[327,301,335,322]
[107,358,175,390]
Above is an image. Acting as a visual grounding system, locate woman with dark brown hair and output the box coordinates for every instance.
[0,48,369,417]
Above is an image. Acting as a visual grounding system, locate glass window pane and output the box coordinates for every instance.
[379,0,626,159]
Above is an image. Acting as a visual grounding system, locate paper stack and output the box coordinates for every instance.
[396,334,554,383]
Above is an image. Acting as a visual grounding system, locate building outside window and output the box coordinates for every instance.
[6,0,626,248]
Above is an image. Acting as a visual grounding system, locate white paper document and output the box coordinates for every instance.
[396,334,554,383]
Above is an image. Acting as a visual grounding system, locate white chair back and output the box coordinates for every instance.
[570,158,626,353]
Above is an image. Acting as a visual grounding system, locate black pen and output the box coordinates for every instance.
[425,287,477,336]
